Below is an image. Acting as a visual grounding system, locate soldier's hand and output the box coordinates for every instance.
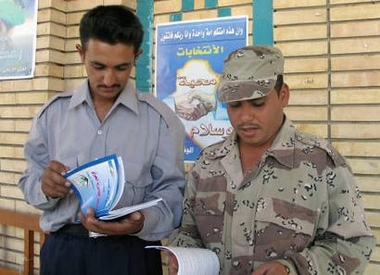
[251,261,288,275]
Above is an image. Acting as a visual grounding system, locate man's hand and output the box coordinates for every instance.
[191,90,216,111]
[79,208,145,236]
[175,99,210,121]
[41,160,71,198]
[251,261,288,275]
[174,90,216,121]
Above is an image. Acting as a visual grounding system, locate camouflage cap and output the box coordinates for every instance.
[218,45,284,103]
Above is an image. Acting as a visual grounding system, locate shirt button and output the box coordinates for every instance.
[97,130,102,135]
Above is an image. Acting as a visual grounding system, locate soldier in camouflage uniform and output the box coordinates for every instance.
[169,45,375,275]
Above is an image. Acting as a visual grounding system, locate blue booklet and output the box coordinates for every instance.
[64,154,162,220]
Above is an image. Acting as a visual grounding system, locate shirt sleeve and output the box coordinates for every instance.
[18,110,60,210]
[280,164,376,275]
[168,166,205,248]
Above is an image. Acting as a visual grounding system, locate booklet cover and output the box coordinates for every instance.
[145,245,220,275]
[64,154,162,220]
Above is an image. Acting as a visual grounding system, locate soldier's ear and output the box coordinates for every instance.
[279,83,289,107]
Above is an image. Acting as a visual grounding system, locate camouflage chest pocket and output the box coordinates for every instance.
[253,197,318,261]
[193,191,226,243]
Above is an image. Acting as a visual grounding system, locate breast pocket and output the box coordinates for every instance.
[115,161,153,207]
[193,191,226,243]
[59,156,79,170]
[254,197,318,261]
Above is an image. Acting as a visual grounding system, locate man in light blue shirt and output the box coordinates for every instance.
[18,5,185,275]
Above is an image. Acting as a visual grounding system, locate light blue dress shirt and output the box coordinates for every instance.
[19,81,185,241]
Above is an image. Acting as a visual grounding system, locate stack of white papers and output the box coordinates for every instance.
[146,246,220,275]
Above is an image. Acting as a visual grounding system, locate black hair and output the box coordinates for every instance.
[274,75,284,94]
[79,5,144,54]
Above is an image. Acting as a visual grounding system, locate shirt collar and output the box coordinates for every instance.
[267,117,296,169]
[208,117,296,169]
[68,80,140,114]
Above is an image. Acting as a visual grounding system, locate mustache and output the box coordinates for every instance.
[235,122,260,130]
[98,84,121,89]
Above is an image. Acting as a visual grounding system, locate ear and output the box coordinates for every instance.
[134,49,143,65]
[76,44,85,62]
[279,83,290,107]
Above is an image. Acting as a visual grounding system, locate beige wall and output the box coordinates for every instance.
[274,2,380,273]
[0,0,378,273]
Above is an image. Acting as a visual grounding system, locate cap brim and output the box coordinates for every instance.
[218,79,276,103]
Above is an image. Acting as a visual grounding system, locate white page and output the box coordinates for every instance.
[99,198,163,220]
[109,156,125,210]
[145,245,219,275]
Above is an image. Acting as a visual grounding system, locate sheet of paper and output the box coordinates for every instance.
[99,198,163,220]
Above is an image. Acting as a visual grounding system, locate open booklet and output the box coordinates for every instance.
[145,245,220,275]
[63,154,162,220]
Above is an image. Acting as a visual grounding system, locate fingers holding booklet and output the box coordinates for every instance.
[63,154,162,220]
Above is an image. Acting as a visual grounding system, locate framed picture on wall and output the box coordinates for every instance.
[0,0,38,79]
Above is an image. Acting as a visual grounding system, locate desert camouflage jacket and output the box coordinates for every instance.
[170,118,375,275]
